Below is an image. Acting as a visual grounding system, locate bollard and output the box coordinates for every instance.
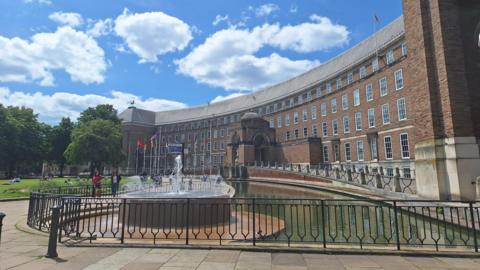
[46,205,62,258]
[0,212,5,245]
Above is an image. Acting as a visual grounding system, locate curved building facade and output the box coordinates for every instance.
[120,0,480,201]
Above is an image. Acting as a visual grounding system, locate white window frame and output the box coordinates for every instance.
[401,42,408,56]
[302,109,308,122]
[344,143,351,161]
[269,118,274,128]
[303,127,308,138]
[366,83,373,102]
[379,77,388,96]
[356,140,364,161]
[331,99,337,113]
[285,114,290,126]
[381,104,390,125]
[354,112,362,131]
[332,119,338,135]
[384,136,393,160]
[368,108,375,128]
[323,145,329,162]
[397,98,407,121]
[294,111,299,124]
[320,103,327,116]
[326,83,332,93]
[386,49,394,65]
[341,95,348,110]
[316,87,322,98]
[372,58,379,72]
[400,133,410,159]
[347,72,353,84]
[285,131,290,141]
[336,78,342,90]
[322,122,328,137]
[312,124,318,137]
[311,106,317,120]
[394,69,404,90]
[353,89,360,106]
[359,66,366,79]
[277,115,282,128]
[343,116,350,134]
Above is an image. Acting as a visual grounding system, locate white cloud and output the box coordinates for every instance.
[255,3,279,17]
[212,15,229,26]
[268,15,349,53]
[0,87,187,124]
[0,27,106,86]
[24,0,52,5]
[86,18,114,37]
[176,16,349,91]
[289,4,298,13]
[210,93,245,103]
[49,12,84,28]
[114,8,193,63]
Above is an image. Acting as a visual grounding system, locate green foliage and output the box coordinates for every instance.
[78,104,120,124]
[65,119,124,175]
[48,117,74,176]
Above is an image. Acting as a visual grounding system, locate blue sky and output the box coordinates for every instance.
[0,0,402,124]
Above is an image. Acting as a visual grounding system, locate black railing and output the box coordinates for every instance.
[27,187,479,252]
[246,162,417,195]
[0,212,5,245]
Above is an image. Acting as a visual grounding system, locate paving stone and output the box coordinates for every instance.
[204,250,240,263]
[272,253,306,266]
[435,257,480,269]
[336,255,381,268]
[120,262,163,270]
[197,261,236,270]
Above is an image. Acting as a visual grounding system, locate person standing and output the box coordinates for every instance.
[111,171,121,197]
[92,171,103,197]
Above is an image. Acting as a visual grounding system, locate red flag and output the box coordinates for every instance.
[136,138,145,148]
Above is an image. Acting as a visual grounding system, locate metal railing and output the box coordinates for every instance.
[245,162,417,195]
[26,186,479,252]
[0,212,5,245]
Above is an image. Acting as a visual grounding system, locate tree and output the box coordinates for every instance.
[64,119,124,176]
[48,117,74,177]
[78,104,120,124]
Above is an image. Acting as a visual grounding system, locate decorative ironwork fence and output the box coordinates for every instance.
[27,185,479,252]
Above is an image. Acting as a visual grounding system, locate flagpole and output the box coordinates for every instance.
[143,143,146,174]
[209,118,213,176]
[135,147,138,175]
[374,14,379,58]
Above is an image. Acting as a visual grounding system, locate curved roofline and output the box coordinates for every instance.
[120,16,405,126]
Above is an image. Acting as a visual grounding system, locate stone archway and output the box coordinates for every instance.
[253,133,269,163]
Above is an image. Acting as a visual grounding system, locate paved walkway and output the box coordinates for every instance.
[1,200,480,270]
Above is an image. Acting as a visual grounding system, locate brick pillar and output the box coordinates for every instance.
[403,0,480,200]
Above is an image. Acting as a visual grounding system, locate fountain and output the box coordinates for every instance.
[120,155,235,228]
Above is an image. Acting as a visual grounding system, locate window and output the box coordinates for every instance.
[386,168,394,177]
[311,106,317,120]
[302,109,308,122]
[347,72,353,84]
[356,140,364,161]
[298,95,303,104]
[326,83,332,93]
[401,43,408,56]
[294,112,299,124]
[312,124,318,137]
[379,77,388,96]
[316,87,322,98]
[369,136,378,160]
[269,118,274,128]
[286,131,290,141]
[332,119,338,135]
[397,98,407,121]
[343,116,350,133]
[368,108,375,128]
[285,114,290,126]
[336,78,342,90]
[355,112,362,131]
[403,167,411,178]
[372,58,379,72]
[307,92,312,101]
[394,69,404,90]
[333,144,340,162]
[331,99,337,113]
[384,136,393,159]
[294,129,299,139]
[277,115,282,128]
[322,122,328,137]
[400,133,410,159]
[353,89,360,106]
[320,103,327,116]
[386,49,394,64]
[359,66,366,79]
[323,145,329,162]
[341,95,348,110]
[366,83,373,101]
[344,143,351,161]
[381,104,390,124]
[303,127,308,137]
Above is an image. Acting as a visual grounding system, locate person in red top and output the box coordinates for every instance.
[92,170,103,197]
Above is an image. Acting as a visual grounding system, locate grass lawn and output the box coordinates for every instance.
[0,176,136,199]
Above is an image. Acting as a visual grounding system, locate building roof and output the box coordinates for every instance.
[120,16,405,126]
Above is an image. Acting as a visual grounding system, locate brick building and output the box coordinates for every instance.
[120,0,480,200]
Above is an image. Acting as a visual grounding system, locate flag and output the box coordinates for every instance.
[374,14,380,23]
[136,138,145,148]
[150,133,158,144]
